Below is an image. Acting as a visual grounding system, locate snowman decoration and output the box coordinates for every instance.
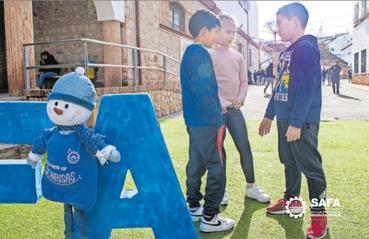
[27,67,120,233]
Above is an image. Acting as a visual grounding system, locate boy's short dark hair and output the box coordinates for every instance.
[188,10,221,38]
[277,2,309,29]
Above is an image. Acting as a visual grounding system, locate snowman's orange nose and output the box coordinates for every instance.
[54,107,63,115]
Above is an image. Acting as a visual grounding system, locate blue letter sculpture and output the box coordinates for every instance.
[0,95,197,239]
[0,102,52,203]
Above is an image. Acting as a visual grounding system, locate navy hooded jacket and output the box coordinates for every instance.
[265,35,322,128]
[180,44,223,128]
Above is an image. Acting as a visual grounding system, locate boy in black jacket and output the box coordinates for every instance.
[259,3,328,239]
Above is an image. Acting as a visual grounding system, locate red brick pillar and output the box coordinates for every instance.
[102,20,122,87]
[4,0,35,96]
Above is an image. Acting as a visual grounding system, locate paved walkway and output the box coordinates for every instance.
[243,79,369,121]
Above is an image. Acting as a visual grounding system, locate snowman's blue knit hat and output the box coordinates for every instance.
[48,67,96,110]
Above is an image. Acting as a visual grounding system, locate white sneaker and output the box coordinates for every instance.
[220,189,229,206]
[246,184,270,203]
[189,206,203,222]
[200,214,235,233]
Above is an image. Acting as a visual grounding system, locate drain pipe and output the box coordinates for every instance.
[134,0,142,85]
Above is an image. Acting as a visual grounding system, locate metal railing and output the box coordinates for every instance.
[23,38,180,89]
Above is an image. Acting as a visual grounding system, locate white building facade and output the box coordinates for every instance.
[353,0,369,85]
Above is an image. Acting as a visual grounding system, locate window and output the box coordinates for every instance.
[354,3,360,21]
[361,49,366,73]
[354,52,359,73]
[169,2,185,32]
[361,0,367,17]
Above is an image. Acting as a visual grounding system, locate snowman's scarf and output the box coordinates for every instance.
[56,125,107,158]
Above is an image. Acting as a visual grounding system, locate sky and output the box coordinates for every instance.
[257,1,354,41]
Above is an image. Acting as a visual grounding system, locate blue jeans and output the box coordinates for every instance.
[186,126,226,216]
[64,204,88,239]
[36,71,57,88]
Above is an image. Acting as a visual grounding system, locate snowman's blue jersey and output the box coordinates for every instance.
[32,128,99,211]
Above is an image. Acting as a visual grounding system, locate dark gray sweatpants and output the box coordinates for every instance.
[186,126,226,216]
[277,121,327,213]
[223,108,255,183]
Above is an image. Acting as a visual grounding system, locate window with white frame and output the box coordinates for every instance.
[169,2,185,32]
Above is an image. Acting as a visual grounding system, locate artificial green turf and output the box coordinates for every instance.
[0,119,368,238]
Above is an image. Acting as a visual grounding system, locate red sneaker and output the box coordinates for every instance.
[306,215,328,239]
[266,198,288,214]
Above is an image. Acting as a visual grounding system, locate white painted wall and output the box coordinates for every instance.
[94,0,125,22]
[352,16,369,73]
[214,1,258,39]
[341,44,352,66]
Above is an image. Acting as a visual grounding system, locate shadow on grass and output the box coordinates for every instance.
[265,214,331,239]
[266,214,305,239]
[230,197,268,239]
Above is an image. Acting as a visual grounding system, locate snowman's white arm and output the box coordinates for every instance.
[95,145,120,165]
[28,151,42,162]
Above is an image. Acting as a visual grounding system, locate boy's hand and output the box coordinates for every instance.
[285,126,301,142]
[259,118,272,136]
[232,100,242,109]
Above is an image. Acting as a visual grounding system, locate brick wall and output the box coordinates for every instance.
[32,0,105,82]
[27,0,259,118]
[24,83,182,118]
[353,74,369,86]
[0,2,7,91]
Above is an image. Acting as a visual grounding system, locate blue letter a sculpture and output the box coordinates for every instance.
[0,95,197,239]
[85,94,197,239]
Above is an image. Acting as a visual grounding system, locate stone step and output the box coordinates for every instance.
[0,93,26,101]
[0,144,31,159]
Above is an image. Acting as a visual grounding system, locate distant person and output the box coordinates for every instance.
[330,60,342,94]
[260,69,266,85]
[259,3,328,238]
[327,67,332,86]
[348,69,352,84]
[321,67,327,85]
[36,51,61,89]
[264,62,275,94]
[247,70,252,84]
[253,70,257,84]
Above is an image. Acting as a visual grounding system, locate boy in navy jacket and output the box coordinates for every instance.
[259,3,328,239]
[180,10,234,233]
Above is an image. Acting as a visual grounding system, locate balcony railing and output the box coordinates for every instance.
[23,38,180,89]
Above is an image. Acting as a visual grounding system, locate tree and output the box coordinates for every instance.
[264,19,277,43]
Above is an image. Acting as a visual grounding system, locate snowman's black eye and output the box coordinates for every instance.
[54,101,58,106]
[65,104,69,109]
